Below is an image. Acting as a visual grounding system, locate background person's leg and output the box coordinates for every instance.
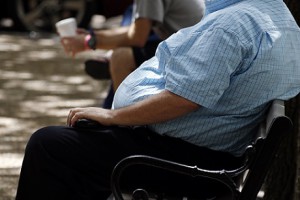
[104,40,161,108]
[109,47,136,91]
[102,83,115,108]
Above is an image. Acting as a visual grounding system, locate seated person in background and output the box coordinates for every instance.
[16,0,300,199]
[61,0,205,108]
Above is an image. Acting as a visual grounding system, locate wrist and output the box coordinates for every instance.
[103,109,117,126]
[84,29,97,50]
[84,34,92,50]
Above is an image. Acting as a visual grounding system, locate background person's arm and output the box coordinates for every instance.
[61,18,153,57]
[95,18,153,49]
[67,90,200,127]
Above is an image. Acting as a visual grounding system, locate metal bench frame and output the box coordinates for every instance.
[111,100,293,200]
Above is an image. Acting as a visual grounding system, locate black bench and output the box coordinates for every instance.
[110,100,293,200]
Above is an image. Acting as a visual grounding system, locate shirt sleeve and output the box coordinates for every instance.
[163,27,245,109]
[134,0,164,23]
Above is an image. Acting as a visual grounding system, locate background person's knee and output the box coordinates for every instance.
[110,48,135,74]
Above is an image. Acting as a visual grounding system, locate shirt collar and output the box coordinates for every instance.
[205,0,243,14]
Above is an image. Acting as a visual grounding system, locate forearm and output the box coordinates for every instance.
[61,19,152,57]
[95,18,152,49]
[67,91,199,127]
[95,26,132,49]
[108,90,200,126]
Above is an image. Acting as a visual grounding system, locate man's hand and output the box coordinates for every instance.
[67,107,114,127]
[60,28,87,58]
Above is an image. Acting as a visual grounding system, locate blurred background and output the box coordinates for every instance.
[0,0,132,199]
[0,0,132,32]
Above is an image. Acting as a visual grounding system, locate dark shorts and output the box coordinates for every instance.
[132,40,161,66]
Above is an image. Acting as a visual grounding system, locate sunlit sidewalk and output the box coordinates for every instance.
[0,32,110,199]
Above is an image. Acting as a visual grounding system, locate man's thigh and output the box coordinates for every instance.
[28,125,238,199]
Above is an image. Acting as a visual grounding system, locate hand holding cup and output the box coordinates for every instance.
[55,18,77,37]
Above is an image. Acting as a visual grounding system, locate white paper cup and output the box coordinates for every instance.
[55,18,77,37]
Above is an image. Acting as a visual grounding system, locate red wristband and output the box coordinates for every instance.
[84,34,91,50]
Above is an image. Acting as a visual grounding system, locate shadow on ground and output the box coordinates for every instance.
[0,31,110,199]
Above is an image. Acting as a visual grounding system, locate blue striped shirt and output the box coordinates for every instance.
[113,0,300,156]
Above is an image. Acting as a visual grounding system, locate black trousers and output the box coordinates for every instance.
[15,125,242,200]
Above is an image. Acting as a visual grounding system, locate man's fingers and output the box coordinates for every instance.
[67,109,74,126]
[67,108,83,126]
